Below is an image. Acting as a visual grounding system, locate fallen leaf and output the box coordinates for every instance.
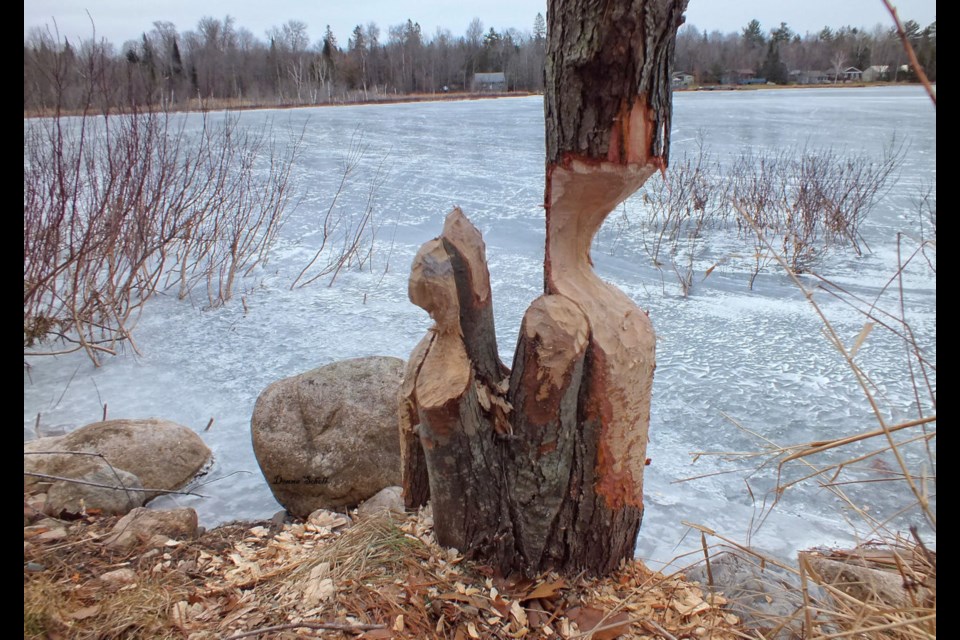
[439,591,489,609]
[393,613,405,632]
[524,578,565,601]
[467,621,480,638]
[849,321,875,358]
[68,605,101,620]
[303,577,335,607]
[566,606,631,640]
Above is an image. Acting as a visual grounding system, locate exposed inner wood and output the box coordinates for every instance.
[544,159,658,509]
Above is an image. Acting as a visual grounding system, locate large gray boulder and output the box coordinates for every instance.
[252,356,405,517]
[46,462,146,516]
[24,419,212,503]
[104,507,199,550]
[685,551,827,640]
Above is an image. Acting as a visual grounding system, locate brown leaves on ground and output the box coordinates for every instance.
[24,506,743,639]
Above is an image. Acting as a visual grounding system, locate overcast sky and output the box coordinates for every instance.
[25,0,936,48]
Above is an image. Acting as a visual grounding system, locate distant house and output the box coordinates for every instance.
[789,69,828,85]
[827,66,863,82]
[671,72,694,89]
[721,69,765,85]
[472,72,506,92]
[863,65,890,82]
[843,66,863,81]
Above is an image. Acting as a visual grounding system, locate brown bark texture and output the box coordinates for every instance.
[402,0,687,577]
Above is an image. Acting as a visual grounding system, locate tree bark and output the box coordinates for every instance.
[402,0,687,576]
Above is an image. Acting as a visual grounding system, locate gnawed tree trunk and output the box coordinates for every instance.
[402,0,687,576]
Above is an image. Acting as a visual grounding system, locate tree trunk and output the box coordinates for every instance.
[402,0,687,577]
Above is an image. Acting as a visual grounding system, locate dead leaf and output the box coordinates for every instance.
[438,591,489,609]
[849,321,875,358]
[524,578,565,601]
[68,605,101,620]
[566,606,631,640]
[467,621,480,638]
[393,613,405,632]
[527,608,548,629]
[303,577,335,607]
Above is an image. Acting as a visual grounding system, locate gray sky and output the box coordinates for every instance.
[25,0,936,48]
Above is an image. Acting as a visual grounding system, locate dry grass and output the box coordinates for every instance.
[673,200,936,639]
[24,507,748,639]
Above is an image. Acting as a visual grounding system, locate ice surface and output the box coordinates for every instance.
[24,88,935,569]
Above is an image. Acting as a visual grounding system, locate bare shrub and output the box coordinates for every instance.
[164,116,304,307]
[619,141,904,292]
[291,129,388,289]
[24,97,301,365]
[636,140,728,295]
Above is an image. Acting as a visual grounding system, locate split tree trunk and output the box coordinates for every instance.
[402,0,687,576]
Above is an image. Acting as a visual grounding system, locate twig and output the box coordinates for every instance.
[779,416,935,464]
[204,417,215,432]
[25,449,152,506]
[798,553,815,639]
[53,365,81,409]
[23,472,206,497]
[818,613,937,639]
[682,522,799,575]
[882,0,936,107]
[909,525,935,567]
[701,532,714,586]
[222,620,386,639]
[641,618,680,640]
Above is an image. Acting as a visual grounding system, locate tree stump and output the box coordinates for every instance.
[402,0,688,576]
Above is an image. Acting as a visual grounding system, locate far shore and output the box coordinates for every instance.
[23,82,930,119]
[23,90,538,119]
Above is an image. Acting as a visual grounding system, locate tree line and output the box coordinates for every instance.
[23,12,934,114]
[675,18,935,85]
[24,15,547,113]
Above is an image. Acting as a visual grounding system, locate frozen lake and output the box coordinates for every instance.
[24,86,936,570]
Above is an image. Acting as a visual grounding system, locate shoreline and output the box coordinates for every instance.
[23,83,931,119]
[678,80,928,92]
[23,90,539,119]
